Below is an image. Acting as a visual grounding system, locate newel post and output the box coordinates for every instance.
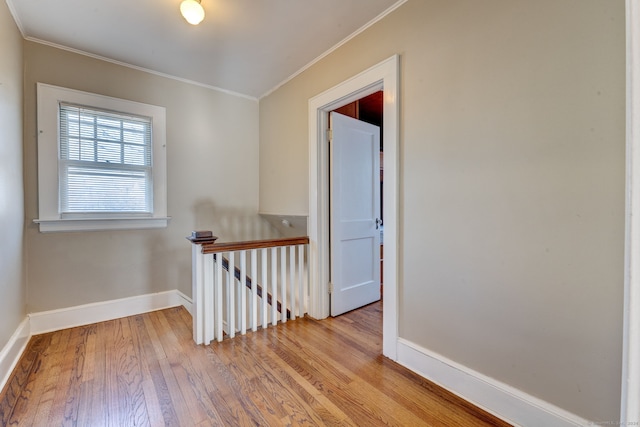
[187,231,218,345]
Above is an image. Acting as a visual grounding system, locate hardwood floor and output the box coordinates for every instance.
[0,302,511,426]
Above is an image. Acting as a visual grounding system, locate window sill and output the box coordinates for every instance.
[33,217,171,233]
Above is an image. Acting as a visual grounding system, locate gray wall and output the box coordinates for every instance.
[259,0,625,421]
[0,0,25,349]
[23,42,277,313]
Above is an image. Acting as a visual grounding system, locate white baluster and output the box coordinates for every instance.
[214,253,224,342]
[203,253,214,344]
[271,246,278,326]
[261,248,268,328]
[280,246,287,323]
[298,244,306,317]
[228,252,235,339]
[239,250,247,335]
[251,249,258,332]
[289,245,296,320]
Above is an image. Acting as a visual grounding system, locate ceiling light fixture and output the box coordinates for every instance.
[180,0,205,25]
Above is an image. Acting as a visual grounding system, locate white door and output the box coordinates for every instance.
[330,112,381,316]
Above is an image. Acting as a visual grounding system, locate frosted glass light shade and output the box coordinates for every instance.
[180,0,205,25]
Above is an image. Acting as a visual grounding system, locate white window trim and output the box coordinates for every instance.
[35,83,170,232]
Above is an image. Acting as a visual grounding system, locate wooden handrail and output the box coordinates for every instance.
[194,236,309,254]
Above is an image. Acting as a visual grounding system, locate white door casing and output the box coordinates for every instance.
[308,55,399,359]
[330,112,381,316]
[623,0,640,423]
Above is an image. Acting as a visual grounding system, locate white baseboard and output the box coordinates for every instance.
[0,290,192,393]
[174,290,193,315]
[396,338,590,427]
[29,290,192,334]
[0,318,31,394]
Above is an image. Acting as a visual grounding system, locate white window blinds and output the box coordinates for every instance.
[59,103,153,215]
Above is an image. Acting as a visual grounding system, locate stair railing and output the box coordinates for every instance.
[187,232,309,345]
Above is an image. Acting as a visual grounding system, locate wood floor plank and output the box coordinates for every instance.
[152,309,227,426]
[1,333,53,426]
[267,327,419,426]
[135,313,182,426]
[249,331,356,426]
[216,337,329,426]
[46,326,89,427]
[279,322,444,422]
[29,333,67,427]
[0,302,512,426]
[199,340,277,425]
[142,311,199,427]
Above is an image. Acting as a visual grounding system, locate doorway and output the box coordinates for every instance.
[329,111,381,316]
[330,92,384,316]
[308,55,399,359]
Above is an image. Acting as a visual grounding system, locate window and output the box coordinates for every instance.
[59,104,153,215]
[35,83,169,232]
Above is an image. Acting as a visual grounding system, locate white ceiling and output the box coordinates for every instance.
[7,0,404,99]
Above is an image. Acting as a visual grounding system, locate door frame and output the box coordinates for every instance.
[308,55,399,359]
[623,1,640,423]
